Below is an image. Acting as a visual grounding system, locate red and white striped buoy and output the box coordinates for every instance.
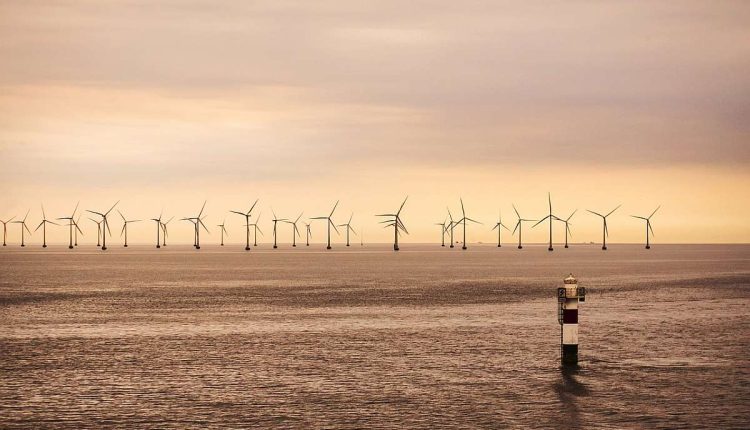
[558,274,585,366]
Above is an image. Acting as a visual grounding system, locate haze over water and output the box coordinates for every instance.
[1,244,748,428]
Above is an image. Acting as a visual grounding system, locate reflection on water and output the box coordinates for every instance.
[0,244,749,428]
[554,367,591,429]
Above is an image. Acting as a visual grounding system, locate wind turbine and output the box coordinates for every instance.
[118,210,141,247]
[447,208,456,248]
[632,206,660,249]
[249,211,263,247]
[512,205,536,249]
[271,210,288,249]
[217,218,228,246]
[12,210,31,247]
[455,198,481,250]
[376,196,408,251]
[436,217,448,247]
[285,212,303,247]
[311,201,340,250]
[532,193,559,251]
[587,205,621,250]
[556,209,577,248]
[1,215,15,246]
[491,210,510,248]
[57,202,80,249]
[230,199,259,251]
[338,213,356,247]
[86,201,119,251]
[89,218,102,247]
[35,205,58,248]
[304,222,312,246]
[183,217,198,247]
[151,212,163,248]
[186,201,209,250]
[161,216,174,247]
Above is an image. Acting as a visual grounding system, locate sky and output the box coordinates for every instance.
[1,1,749,245]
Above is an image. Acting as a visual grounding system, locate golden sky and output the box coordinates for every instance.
[1,1,749,244]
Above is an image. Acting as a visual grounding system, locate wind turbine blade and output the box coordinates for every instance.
[41,204,46,220]
[330,200,339,217]
[648,221,655,237]
[447,208,453,221]
[512,221,520,235]
[513,204,520,219]
[566,209,578,222]
[348,213,353,224]
[606,205,621,217]
[466,218,482,225]
[296,212,303,223]
[631,215,647,220]
[501,222,510,231]
[35,221,44,231]
[604,221,609,237]
[532,216,548,228]
[548,192,552,212]
[198,200,207,217]
[230,210,245,216]
[105,219,112,236]
[105,201,119,216]
[491,224,498,231]
[397,196,408,215]
[71,201,79,217]
[248,199,259,215]
[75,223,83,235]
[330,220,340,235]
[375,214,396,217]
[310,216,327,220]
[49,221,59,226]
[587,210,604,218]
[121,224,126,237]
[460,198,465,217]
[649,205,661,219]
[23,209,30,222]
[118,210,126,222]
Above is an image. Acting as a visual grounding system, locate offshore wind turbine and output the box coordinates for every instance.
[376,196,408,251]
[35,205,58,248]
[161,216,174,247]
[230,199,259,251]
[632,206,660,249]
[118,210,141,247]
[338,213,356,247]
[512,205,536,249]
[183,217,198,247]
[86,201,119,251]
[587,205,621,250]
[89,218,102,247]
[57,202,80,249]
[447,208,456,248]
[217,218,228,246]
[532,193,559,251]
[12,210,31,247]
[1,215,15,246]
[185,201,209,249]
[285,212,303,247]
[455,198,481,250]
[151,211,163,248]
[271,210,288,249]
[436,217,448,247]
[304,222,312,246]
[311,201,340,250]
[249,212,263,247]
[491,210,510,248]
[556,209,577,248]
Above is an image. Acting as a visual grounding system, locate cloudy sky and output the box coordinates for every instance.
[1,1,748,245]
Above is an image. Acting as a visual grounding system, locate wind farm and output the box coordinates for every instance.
[0,196,674,250]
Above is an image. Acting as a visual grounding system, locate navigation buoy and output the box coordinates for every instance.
[558,274,585,366]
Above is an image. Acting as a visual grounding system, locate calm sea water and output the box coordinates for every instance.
[1,244,749,428]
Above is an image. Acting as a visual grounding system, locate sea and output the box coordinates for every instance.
[1,243,748,429]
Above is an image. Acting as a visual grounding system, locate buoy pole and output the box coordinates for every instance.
[558,274,585,366]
